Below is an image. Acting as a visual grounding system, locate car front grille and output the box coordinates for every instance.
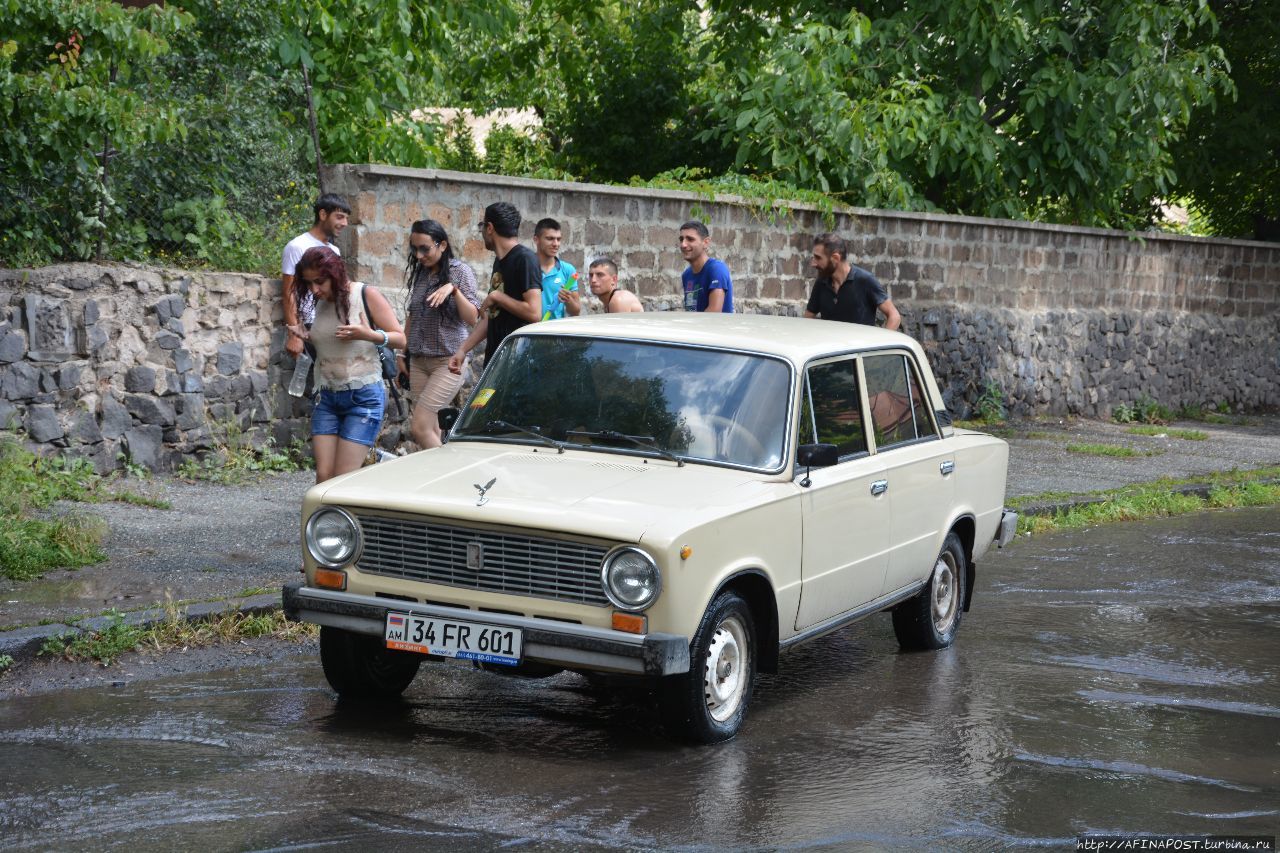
[353,513,611,607]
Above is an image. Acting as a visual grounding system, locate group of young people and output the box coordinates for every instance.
[281,194,901,484]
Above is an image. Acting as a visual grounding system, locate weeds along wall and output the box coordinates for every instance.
[2,166,1279,471]
[330,165,1280,418]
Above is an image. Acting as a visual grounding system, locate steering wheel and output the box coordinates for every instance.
[702,414,767,461]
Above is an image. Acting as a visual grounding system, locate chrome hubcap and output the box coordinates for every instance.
[704,616,748,722]
[931,552,959,634]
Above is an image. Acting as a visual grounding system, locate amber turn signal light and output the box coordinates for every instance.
[611,612,647,634]
[314,568,347,590]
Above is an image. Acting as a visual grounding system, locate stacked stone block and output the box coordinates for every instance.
[0,264,311,472]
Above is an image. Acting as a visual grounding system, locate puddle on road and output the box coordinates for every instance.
[0,506,1277,850]
[0,568,177,628]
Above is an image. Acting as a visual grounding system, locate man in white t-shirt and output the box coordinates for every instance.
[282,193,350,356]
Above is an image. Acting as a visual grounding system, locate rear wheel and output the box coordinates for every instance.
[892,532,966,651]
[320,626,421,698]
[660,590,757,744]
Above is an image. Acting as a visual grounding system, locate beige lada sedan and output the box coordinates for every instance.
[284,313,1016,743]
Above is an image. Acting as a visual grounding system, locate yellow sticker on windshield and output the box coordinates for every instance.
[471,388,495,408]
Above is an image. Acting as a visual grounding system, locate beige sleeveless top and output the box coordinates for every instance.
[310,283,383,391]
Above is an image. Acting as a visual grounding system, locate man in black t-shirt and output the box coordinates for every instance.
[449,202,543,374]
[804,232,901,330]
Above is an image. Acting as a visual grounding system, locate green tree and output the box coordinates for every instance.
[276,0,510,170]
[699,0,1232,228]
[0,0,191,264]
[118,0,313,270]
[440,0,727,182]
[1172,0,1280,240]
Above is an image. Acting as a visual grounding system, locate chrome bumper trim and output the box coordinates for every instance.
[283,582,689,676]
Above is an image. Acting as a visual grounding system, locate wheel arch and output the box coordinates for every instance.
[714,569,780,674]
[948,513,977,612]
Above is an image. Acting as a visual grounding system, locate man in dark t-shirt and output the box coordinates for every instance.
[804,232,901,330]
[449,202,542,374]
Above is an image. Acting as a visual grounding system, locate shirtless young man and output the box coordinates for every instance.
[585,258,642,313]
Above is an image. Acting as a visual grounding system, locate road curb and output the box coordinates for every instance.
[0,592,282,662]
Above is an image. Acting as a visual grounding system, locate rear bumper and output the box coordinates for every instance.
[995,509,1018,547]
[282,581,690,676]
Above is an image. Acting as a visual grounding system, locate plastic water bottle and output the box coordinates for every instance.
[365,447,397,465]
[287,350,313,397]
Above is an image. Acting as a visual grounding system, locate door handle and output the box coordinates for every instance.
[870,480,888,496]
[940,460,955,475]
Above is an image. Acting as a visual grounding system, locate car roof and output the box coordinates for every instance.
[513,313,922,364]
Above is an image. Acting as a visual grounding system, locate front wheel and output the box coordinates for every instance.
[660,590,757,744]
[319,626,422,699]
[892,531,966,651]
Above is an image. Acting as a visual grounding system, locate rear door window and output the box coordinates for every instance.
[862,353,938,450]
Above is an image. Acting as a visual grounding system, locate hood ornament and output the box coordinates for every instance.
[474,477,497,506]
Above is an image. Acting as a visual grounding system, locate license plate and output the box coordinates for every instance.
[384,611,522,666]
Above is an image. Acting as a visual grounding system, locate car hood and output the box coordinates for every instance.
[310,441,772,542]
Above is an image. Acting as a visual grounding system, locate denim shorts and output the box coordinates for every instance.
[312,382,385,447]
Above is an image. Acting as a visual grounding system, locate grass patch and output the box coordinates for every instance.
[1207,481,1280,507]
[111,490,173,509]
[1,431,175,580]
[177,418,310,485]
[37,598,317,666]
[1012,469,1280,535]
[140,606,316,652]
[40,611,144,665]
[1,514,109,581]
[1125,425,1209,441]
[1065,442,1153,458]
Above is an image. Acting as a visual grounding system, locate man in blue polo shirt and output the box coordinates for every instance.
[678,220,733,313]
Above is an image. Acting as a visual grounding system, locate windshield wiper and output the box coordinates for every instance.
[480,420,565,453]
[566,429,684,467]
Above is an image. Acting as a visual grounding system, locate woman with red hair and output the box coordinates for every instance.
[288,247,405,482]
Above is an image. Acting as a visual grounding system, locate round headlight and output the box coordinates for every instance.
[305,507,360,567]
[602,547,661,611]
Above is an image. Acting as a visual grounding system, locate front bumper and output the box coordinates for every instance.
[283,581,690,676]
[995,508,1018,548]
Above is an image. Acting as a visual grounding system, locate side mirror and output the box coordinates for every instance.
[796,443,838,488]
[438,406,460,434]
[797,443,838,468]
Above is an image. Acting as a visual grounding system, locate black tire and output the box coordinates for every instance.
[660,590,757,744]
[319,626,422,699]
[892,531,966,651]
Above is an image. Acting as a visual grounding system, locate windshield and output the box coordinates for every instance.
[454,335,792,470]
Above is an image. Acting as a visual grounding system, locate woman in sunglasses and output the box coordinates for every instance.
[399,218,480,449]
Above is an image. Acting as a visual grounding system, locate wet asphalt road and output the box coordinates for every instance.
[1,506,1277,851]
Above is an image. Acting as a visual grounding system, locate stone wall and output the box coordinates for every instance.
[0,264,310,473]
[328,164,1280,417]
[2,167,1277,471]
